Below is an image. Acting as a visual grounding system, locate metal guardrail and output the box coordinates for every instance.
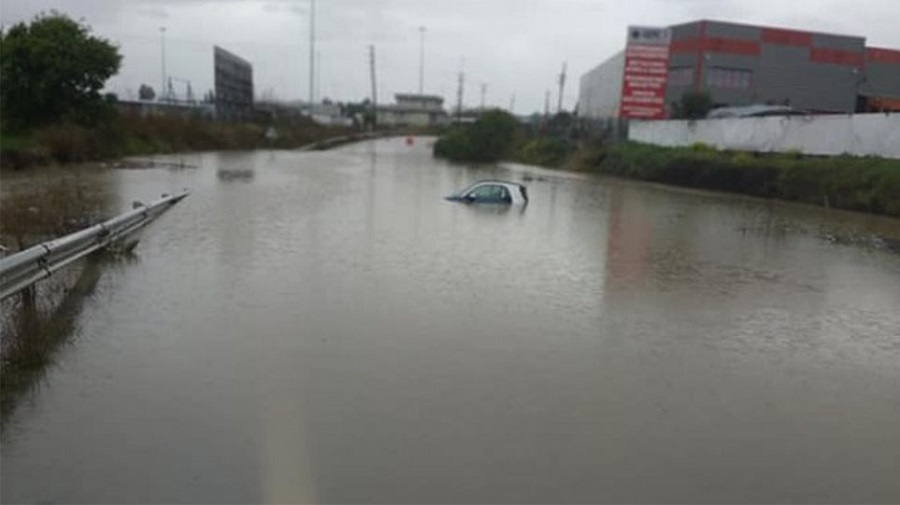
[0,191,189,301]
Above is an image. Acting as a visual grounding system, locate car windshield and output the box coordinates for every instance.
[2,1,899,504]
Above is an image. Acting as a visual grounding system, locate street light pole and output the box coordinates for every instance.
[418,26,426,95]
[309,0,316,106]
[160,26,167,102]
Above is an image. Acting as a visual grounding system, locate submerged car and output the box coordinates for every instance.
[445,180,529,205]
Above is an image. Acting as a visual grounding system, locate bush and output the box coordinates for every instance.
[690,142,717,153]
[433,109,519,162]
[671,91,714,119]
[516,137,571,167]
[566,138,607,171]
[35,123,104,163]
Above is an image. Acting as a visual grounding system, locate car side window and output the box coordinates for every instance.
[499,186,511,203]
[469,185,498,200]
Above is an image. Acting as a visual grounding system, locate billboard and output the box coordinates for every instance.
[619,26,671,119]
[214,46,254,120]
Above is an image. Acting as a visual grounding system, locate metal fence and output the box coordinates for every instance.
[0,191,189,301]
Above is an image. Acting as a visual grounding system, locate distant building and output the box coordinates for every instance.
[377,93,449,127]
[308,102,353,126]
[117,99,213,119]
[214,46,254,121]
[578,20,900,121]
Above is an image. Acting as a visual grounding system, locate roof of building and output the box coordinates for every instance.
[378,104,448,114]
[395,93,444,103]
[668,19,865,41]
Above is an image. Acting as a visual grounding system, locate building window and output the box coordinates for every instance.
[669,66,693,87]
[706,67,751,89]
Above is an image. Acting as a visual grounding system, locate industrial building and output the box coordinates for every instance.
[214,46,254,121]
[377,93,449,127]
[578,20,900,120]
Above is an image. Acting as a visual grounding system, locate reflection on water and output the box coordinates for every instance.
[216,151,257,183]
[1,138,899,504]
[217,168,255,182]
[1,256,112,425]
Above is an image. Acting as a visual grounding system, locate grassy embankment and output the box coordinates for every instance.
[581,142,900,218]
[0,114,355,170]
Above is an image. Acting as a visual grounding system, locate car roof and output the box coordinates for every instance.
[468,179,525,188]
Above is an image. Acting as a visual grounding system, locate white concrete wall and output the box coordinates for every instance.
[629,113,900,159]
[377,110,431,127]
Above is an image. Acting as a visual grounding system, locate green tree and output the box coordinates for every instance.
[0,12,122,130]
[434,109,519,162]
[468,109,519,161]
[671,91,714,119]
[138,84,156,101]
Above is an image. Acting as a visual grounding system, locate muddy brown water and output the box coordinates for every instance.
[2,138,899,503]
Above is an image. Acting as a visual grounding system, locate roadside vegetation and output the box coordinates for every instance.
[433,109,520,162]
[591,142,900,217]
[0,115,352,169]
[0,13,358,171]
[433,112,900,217]
[433,109,576,166]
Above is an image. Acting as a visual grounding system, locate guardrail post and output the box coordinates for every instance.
[20,285,35,312]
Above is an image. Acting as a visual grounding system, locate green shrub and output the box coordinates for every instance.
[433,109,519,162]
[690,142,716,153]
[516,137,571,167]
[35,123,94,163]
[732,152,755,166]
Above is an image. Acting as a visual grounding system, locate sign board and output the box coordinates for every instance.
[620,26,671,119]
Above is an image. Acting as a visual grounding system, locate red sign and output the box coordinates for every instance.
[620,27,671,119]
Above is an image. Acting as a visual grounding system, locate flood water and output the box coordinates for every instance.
[2,138,899,503]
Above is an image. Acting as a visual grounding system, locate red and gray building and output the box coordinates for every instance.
[578,20,900,120]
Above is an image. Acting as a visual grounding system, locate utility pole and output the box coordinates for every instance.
[557,61,567,114]
[316,50,322,102]
[309,0,316,106]
[418,26,426,95]
[480,83,487,110]
[369,45,378,128]
[159,26,167,102]
[456,72,465,122]
[544,89,550,118]
[509,93,516,113]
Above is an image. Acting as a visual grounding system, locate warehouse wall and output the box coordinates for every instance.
[863,48,900,99]
[665,21,864,113]
[578,50,625,119]
[579,20,898,119]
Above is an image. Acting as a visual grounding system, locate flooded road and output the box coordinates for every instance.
[2,138,899,503]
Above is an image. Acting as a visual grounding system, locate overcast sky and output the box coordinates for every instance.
[1,0,896,113]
